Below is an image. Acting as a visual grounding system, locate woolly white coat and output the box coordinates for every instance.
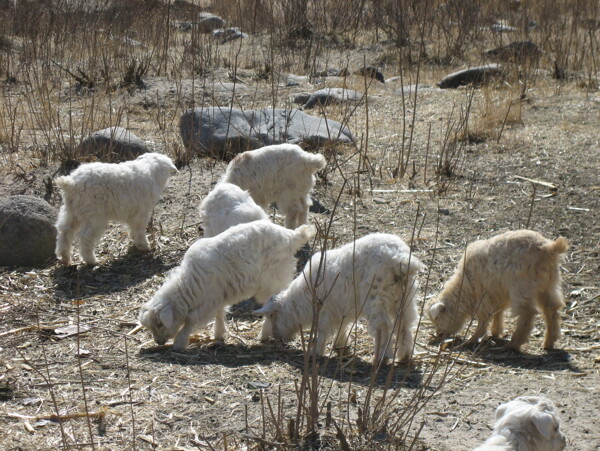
[55,152,178,265]
[221,143,326,228]
[473,396,566,451]
[139,220,315,350]
[199,182,268,238]
[258,233,423,363]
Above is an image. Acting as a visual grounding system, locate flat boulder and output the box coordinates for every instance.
[438,64,505,89]
[295,88,364,109]
[76,127,148,162]
[0,195,58,267]
[180,107,354,160]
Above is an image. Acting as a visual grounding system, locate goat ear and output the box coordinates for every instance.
[494,402,509,421]
[532,412,555,439]
[138,306,152,327]
[159,306,174,329]
[429,302,445,320]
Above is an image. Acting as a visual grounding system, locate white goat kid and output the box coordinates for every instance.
[473,396,566,451]
[221,143,326,229]
[55,152,178,265]
[427,230,568,351]
[199,182,268,238]
[257,233,423,364]
[139,220,316,350]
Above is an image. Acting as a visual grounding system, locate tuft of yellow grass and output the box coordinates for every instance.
[460,87,523,143]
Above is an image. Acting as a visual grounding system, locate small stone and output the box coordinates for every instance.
[247,381,271,390]
[373,197,390,204]
[309,197,330,214]
[213,27,247,44]
[356,66,384,83]
[300,88,364,109]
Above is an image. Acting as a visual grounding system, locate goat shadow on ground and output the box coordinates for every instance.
[138,341,423,389]
[52,250,177,300]
[446,337,582,373]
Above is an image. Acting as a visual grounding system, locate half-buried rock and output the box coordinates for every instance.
[438,64,506,89]
[0,195,58,267]
[179,107,354,160]
[76,127,148,162]
[484,41,542,65]
[294,88,364,109]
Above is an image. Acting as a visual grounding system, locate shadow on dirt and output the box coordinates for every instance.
[52,250,177,300]
[481,348,580,372]
[138,341,423,389]
[441,337,583,373]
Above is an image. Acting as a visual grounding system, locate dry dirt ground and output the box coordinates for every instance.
[1,28,600,451]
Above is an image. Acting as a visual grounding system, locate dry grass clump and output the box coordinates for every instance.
[460,87,524,144]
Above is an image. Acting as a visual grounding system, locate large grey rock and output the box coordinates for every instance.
[438,64,506,89]
[197,13,225,33]
[0,195,58,267]
[295,88,364,109]
[180,107,354,160]
[76,127,148,162]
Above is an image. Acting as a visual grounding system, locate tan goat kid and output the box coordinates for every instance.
[427,230,568,351]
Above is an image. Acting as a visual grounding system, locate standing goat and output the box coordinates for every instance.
[473,396,566,451]
[199,182,268,238]
[257,233,423,364]
[55,152,178,265]
[139,220,315,350]
[427,230,568,351]
[221,144,325,229]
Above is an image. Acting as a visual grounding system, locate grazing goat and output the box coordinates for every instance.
[473,396,566,451]
[55,152,178,265]
[257,233,423,364]
[427,230,568,351]
[139,220,315,350]
[199,182,268,238]
[221,143,326,229]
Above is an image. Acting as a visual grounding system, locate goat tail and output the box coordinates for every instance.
[292,224,316,246]
[55,176,75,195]
[395,252,424,278]
[305,152,326,171]
[543,236,569,255]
